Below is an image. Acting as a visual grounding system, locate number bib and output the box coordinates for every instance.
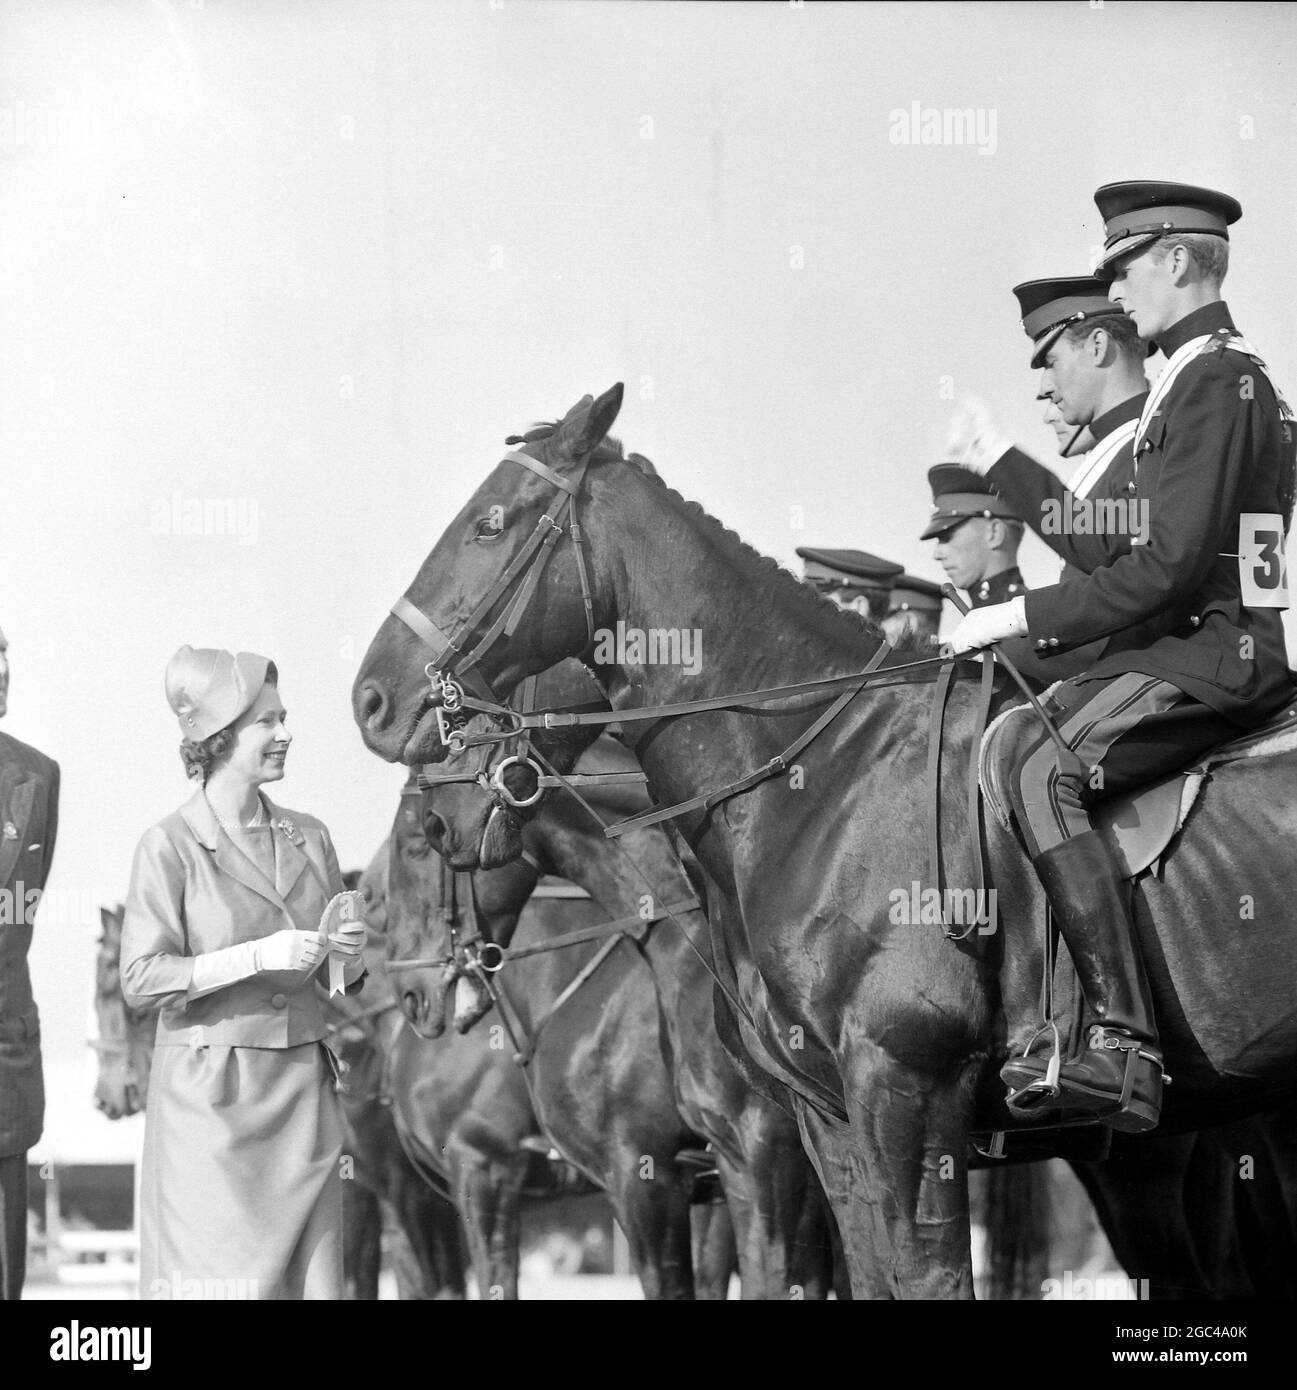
[1237,513,1289,608]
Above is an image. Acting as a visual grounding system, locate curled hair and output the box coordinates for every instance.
[178,662,279,784]
[1147,231,1229,286]
[180,726,237,783]
[1062,311,1143,362]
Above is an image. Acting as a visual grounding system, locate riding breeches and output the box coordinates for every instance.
[1006,672,1237,858]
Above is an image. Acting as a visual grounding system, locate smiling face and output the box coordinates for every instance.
[220,682,291,785]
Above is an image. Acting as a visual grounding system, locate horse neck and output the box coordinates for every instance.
[583,462,885,705]
[532,785,702,1027]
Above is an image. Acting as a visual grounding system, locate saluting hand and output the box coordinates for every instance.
[945,394,1014,476]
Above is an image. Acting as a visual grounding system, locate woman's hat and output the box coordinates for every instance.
[165,646,272,741]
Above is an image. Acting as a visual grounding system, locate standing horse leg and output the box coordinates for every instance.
[1073,1134,1216,1300]
[796,1060,978,1299]
[342,1183,382,1300]
[716,1138,832,1299]
[690,1200,736,1300]
[449,1152,529,1300]
[605,1150,696,1300]
[393,1166,467,1300]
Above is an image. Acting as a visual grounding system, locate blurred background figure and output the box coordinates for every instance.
[882,574,944,647]
[796,547,903,622]
[0,624,61,1299]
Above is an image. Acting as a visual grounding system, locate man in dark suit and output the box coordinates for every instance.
[0,624,60,1298]
[946,183,1296,1134]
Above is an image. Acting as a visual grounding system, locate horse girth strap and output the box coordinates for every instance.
[926,657,997,943]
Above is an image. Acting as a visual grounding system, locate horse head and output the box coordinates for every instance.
[351,384,627,767]
[385,780,537,1037]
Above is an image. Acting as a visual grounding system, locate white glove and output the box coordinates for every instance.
[329,921,367,985]
[945,394,1015,476]
[947,596,1028,654]
[319,891,368,990]
[256,928,327,973]
[186,930,324,1001]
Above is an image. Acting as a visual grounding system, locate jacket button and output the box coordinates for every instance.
[1049,638,1060,647]
[1190,615,1200,626]
[1036,640,1047,649]
[1128,481,1137,491]
[270,993,287,1009]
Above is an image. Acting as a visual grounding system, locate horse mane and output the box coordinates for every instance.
[506,421,899,653]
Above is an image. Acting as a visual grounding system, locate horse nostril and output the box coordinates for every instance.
[356,679,389,732]
[424,811,447,851]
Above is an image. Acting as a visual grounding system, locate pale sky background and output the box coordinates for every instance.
[2,0,1295,1156]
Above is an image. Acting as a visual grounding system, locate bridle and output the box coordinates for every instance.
[389,446,599,754]
[384,785,500,980]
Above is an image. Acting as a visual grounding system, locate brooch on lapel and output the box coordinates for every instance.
[2,822,17,841]
[277,818,296,839]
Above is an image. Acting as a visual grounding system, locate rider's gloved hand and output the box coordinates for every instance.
[948,597,1028,654]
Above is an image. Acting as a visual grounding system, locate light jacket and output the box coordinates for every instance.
[121,788,349,1048]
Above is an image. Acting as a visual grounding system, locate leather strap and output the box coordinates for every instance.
[926,660,956,933]
[496,897,700,961]
[602,640,893,837]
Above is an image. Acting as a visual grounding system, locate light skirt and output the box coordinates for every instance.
[139,1041,344,1300]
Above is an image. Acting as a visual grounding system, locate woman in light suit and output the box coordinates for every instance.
[122,646,365,1300]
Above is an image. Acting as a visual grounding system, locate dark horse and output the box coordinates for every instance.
[384,779,746,1299]
[411,665,1297,1300]
[412,706,837,1298]
[362,829,638,1301]
[353,385,1297,1297]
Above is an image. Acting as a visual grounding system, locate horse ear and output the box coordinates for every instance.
[627,451,658,478]
[551,383,624,464]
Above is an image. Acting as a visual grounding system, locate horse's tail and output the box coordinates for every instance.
[979,1163,1052,1300]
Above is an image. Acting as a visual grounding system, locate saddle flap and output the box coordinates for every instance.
[1093,775,1186,879]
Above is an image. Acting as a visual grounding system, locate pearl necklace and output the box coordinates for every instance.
[209,796,265,833]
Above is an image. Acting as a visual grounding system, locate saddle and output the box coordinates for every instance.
[979,694,1297,879]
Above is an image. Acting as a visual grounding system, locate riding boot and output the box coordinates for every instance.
[1000,829,1165,1134]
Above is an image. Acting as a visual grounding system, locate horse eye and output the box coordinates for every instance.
[474,515,504,542]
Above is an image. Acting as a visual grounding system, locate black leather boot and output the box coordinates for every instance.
[1000,830,1164,1133]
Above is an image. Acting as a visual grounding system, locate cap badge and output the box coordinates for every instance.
[2,822,17,841]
